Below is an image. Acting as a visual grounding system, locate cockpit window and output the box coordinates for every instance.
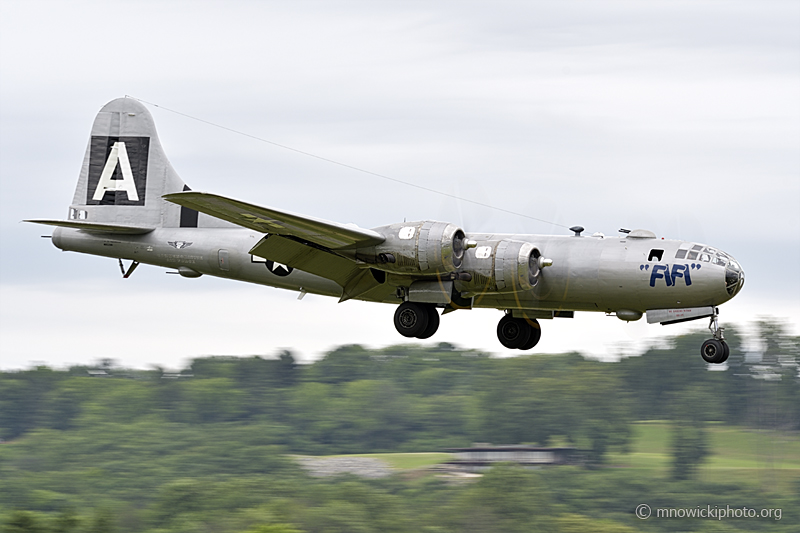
[677,244,731,268]
[728,261,741,272]
[648,249,664,261]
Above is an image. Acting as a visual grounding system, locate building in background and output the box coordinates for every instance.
[442,444,579,472]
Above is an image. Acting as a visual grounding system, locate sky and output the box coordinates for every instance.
[1,0,798,370]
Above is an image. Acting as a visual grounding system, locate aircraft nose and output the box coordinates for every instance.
[724,255,744,297]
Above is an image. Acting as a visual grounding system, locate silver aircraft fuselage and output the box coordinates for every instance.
[52,226,743,315]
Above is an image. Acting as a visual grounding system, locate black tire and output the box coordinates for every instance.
[519,319,541,350]
[701,339,725,364]
[416,305,440,339]
[394,302,429,338]
[719,341,730,363]
[497,315,532,349]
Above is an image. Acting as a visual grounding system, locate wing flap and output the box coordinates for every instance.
[164,191,384,249]
[249,235,363,287]
[24,219,155,235]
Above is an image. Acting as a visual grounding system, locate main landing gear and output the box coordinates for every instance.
[701,308,729,364]
[497,314,541,351]
[394,302,440,339]
[393,303,544,350]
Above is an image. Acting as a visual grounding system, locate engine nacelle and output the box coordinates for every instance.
[358,221,466,275]
[455,239,542,295]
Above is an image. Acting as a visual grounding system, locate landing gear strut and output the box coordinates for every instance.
[394,302,440,339]
[497,314,541,350]
[701,308,729,364]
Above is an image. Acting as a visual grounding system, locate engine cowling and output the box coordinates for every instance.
[358,221,466,275]
[455,239,542,295]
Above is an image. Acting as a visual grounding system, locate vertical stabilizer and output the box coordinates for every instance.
[69,97,192,228]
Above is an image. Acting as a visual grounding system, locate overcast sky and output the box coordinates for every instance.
[1,0,798,370]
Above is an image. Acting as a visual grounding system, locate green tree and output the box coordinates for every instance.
[300,500,372,533]
[669,386,711,480]
[619,332,716,420]
[89,508,115,533]
[0,367,62,439]
[241,526,303,533]
[478,356,630,465]
[479,358,546,444]
[567,362,632,465]
[150,479,208,526]
[52,508,80,533]
[178,378,245,423]
[4,511,45,533]
[554,514,638,533]
[339,380,411,450]
[41,381,84,431]
[307,345,372,384]
[288,382,336,449]
[275,351,298,388]
[444,465,554,533]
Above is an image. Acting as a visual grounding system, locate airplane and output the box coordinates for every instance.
[26,98,745,363]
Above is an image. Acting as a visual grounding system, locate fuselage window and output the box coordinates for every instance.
[675,249,687,259]
[648,249,664,261]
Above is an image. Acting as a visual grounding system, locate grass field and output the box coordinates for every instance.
[608,422,800,490]
[326,423,800,489]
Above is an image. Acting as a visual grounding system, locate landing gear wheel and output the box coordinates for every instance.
[497,315,532,349]
[719,341,730,363]
[701,308,730,364]
[519,319,542,350]
[416,305,440,339]
[394,302,429,338]
[701,339,726,364]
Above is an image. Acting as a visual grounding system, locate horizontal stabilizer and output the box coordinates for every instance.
[164,191,385,250]
[24,219,155,235]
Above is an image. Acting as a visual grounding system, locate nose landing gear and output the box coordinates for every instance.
[701,308,729,364]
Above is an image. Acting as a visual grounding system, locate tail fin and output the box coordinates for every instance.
[67,97,194,228]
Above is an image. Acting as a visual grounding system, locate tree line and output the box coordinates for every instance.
[2,320,797,450]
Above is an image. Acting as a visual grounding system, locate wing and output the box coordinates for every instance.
[163,191,384,250]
